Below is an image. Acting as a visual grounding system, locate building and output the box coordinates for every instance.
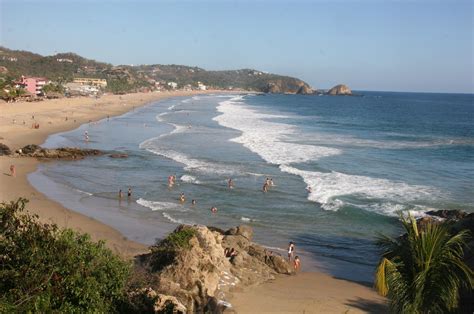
[197,81,207,91]
[167,82,178,89]
[16,76,48,95]
[73,78,107,88]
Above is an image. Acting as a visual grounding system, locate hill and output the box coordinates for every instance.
[0,47,313,94]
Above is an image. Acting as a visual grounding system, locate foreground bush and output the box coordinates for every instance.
[0,198,130,312]
[375,214,473,313]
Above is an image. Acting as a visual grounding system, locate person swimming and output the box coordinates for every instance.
[211,206,218,213]
[191,199,196,205]
[179,192,186,202]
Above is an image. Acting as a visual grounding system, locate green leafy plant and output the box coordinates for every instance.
[0,198,130,312]
[375,214,473,313]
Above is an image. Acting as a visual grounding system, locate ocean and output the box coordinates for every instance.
[31,92,474,282]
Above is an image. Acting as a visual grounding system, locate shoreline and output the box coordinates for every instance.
[0,90,387,312]
[0,90,222,257]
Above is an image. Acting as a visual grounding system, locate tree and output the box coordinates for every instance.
[375,214,473,313]
[0,198,130,312]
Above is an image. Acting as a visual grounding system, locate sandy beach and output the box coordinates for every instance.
[0,90,214,257]
[0,90,387,312]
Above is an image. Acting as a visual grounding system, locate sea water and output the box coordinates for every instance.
[31,92,474,282]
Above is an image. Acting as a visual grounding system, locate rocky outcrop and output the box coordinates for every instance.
[263,79,313,94]
[327,84,352,95]
[135,225,295,313]
[16,144,102,159]
[0,143,12,155]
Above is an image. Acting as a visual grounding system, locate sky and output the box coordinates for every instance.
[1,0,473,93]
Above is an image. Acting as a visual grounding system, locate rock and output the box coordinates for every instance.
[136,224,292,312]
[0,143,12,155]
[426,209,467,221]
[127,288,187,313]
[17,145,102,159]
[109,153,128,158]
[296,85,314,94]
[225,225,253,241]
[327,84,352,96]
[266,255,295,275]
[154,293,187,314]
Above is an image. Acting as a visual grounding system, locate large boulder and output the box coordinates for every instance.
[327,84,352,95]
[135,224,295,312]
[426,209,467,221]
[224,225,253,241]
[17,145,102,159]
[296,85,314,94]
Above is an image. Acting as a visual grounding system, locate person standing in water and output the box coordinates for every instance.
[262,182,268,193]
[119,189,123,199]
[288,242,295,261]
[127,188,132,199]
[228,178,234,189]
[179,192,185,203]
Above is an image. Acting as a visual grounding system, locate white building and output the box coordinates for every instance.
[167,82,178,89]
[197,81,207,91]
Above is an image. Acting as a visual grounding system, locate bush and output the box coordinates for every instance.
[147,227,196,272]
[0,198,131,313]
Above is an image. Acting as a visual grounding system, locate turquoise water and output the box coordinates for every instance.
[32,92,474,282]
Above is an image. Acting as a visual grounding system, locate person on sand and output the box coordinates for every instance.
[288,241,295,261]
[127,188,132,199]
[211,206,218,213]
[119,189,123,199]
[179,192,185,203]
[294,256,301,271]
[228,178,234,189]
[9,165,16,177]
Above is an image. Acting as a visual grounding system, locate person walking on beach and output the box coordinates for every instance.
[127,188,132,199]
[288,241,295,261]
[9,164,16,177]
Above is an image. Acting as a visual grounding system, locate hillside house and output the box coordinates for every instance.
[16,76,48,95]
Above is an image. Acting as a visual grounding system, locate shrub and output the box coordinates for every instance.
[0,198,130,312]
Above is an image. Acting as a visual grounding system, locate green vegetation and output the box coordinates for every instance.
[375,214,473,313]
[0,198,130,313]
[1,46,312,95]
[42,82,65,95]
[148,227,197,272]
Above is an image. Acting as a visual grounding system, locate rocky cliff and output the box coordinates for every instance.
[327,84,352,95]
[129,225,295,313]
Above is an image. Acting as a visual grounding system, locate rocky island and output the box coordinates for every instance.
[326,84,352,95]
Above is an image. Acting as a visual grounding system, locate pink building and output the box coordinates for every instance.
[16,76,48,95]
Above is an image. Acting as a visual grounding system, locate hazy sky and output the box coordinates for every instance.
[1,0,473,93]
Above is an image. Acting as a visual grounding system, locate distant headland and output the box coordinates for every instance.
[0,47,351,100]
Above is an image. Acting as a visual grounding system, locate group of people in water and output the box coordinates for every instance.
[118,188,132,200]
[262,177,275,193]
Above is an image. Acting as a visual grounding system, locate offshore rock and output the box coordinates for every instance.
[327,84,352,95]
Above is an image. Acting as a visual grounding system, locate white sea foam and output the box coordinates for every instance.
[240,216,257,222]
[214,96,341,165]
[140,140,238,175]
[162,212,193,225]
[136,198,188,212]
[180,174,201,184]
[280,165,443,215]
[156,112,169,122]
[169,123,188,135]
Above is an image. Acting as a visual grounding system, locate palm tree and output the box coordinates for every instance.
[375,214,473,313]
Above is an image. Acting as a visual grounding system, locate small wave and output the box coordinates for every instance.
[240,216,257,222]
[140,141,239,175]
[137,198,187,212]
[180,175,201,184]
[162,212,193,225]
[73,188,93,196]
[156,112,168,122]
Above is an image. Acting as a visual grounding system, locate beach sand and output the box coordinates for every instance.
[229,272,387,313]
[0,90,387,312]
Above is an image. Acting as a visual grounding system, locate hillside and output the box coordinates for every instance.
[0,47,313,94]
